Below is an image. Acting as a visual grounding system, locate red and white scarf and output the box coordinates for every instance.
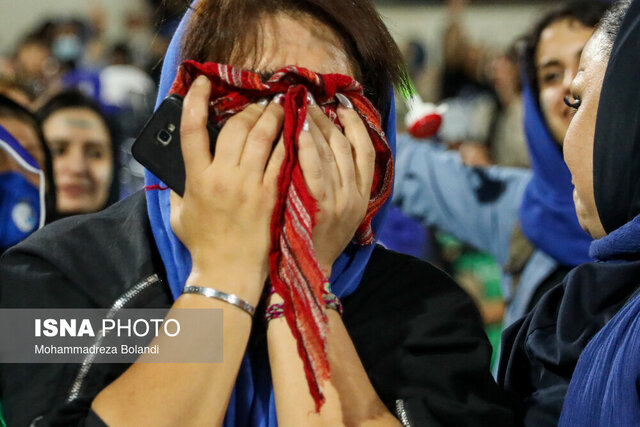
[170,60,393,409]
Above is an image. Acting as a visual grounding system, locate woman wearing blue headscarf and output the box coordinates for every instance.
[0,0,512,425]
[499,1,637,425]
[392,1,607,329]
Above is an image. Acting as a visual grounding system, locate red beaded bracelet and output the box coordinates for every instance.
[265,292,343,322]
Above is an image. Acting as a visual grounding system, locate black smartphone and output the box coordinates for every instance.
[132,94,219,196]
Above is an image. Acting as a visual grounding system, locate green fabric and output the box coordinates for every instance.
[453,252,502,299]
[485,323,503,369]
[0,401,6,427]
[453,251,503,370]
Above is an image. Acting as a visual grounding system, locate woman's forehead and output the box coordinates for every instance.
[536,19,593,68]
[582,31,608,66]
[234,14,355,77]
[577,31,609,86]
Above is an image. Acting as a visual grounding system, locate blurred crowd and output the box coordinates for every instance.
[397,1,528,169]
[0,0,531,213]
[390,0,534,349]
[0,0,186,214]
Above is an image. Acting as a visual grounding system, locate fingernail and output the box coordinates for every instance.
[306,92,316,106]
[194,75,209,87]
[302,118,310,132]
[273,94,285,105]
[257,98,269,106]
[335,93,353,109]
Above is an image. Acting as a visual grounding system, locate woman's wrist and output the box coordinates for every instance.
[265,286,342,322]
[320,264,333,279]
[185,266,267,308]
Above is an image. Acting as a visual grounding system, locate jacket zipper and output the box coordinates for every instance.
[65,274,161,403]
[395,399,412,427]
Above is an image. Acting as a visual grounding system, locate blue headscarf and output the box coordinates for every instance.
[0,125,46,250]
[559,285,640,427]
[144,2,396,425]
[518,74,592,267]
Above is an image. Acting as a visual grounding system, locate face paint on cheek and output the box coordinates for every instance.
[89,160,114,202]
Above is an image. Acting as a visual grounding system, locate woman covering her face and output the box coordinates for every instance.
[0,0,513,425]
[499,1,637,425]
[37,90,118,216]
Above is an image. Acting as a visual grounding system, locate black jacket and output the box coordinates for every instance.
[0,192,513,426]
[498,259,640,426]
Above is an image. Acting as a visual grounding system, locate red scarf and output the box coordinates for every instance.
[170,61,393,409]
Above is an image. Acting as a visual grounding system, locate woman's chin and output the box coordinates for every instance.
[576,210,606,240]
[58,200,99,216]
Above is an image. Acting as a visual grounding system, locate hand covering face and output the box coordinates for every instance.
[168,60,393,408]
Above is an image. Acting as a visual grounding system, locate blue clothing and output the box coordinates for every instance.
[519,76,592,267]
[393,134,558,326]
[589,213,640,261]
[0,172,40,250]
[378,205,431,259]
[559,287,640,427]
[0,125,45,251]
[559,215,640,427]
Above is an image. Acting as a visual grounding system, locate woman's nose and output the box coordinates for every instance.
[564,66,578,95]
[63,146,89,175]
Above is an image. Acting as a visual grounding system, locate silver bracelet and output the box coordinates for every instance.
[182,286,256,317]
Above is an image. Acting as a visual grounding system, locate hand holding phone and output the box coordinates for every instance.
[132,94,219,196]
[167,76,286,305]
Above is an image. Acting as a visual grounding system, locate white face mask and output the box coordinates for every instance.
[52,34,84,62]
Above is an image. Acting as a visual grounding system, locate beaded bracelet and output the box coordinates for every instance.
[265,303,285,321]
[323,293,344,316]
[265,291,343,322]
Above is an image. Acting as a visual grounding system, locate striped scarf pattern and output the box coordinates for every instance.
[169,60,393,409]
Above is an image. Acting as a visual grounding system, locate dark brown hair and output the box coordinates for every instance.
[595,0,632,56]
[179,0,409,119]
[522,1,608,101]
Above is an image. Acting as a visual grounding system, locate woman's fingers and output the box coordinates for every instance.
[308,105,358,192]
[306,111,340,193]
[263,135,285,189]
[240,100,285,180]
[337,105,375,198]
[214,102,268,168]
[180,75,214,176]
[298,118,326,200]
